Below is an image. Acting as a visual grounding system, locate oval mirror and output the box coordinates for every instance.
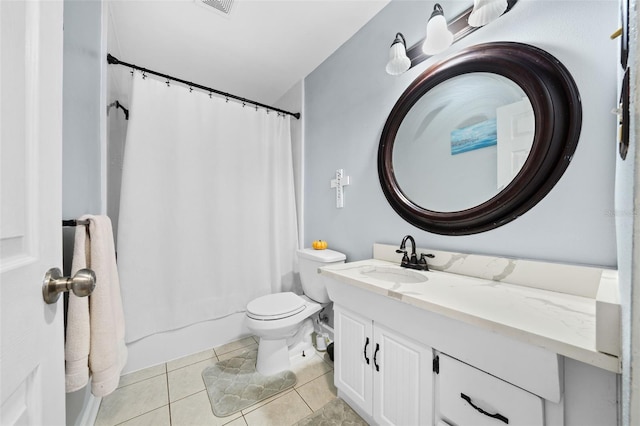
[378,42,582,235]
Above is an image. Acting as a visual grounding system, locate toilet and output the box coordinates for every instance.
[245,248,346,376]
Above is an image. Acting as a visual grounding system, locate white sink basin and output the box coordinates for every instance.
[359,266,428,283]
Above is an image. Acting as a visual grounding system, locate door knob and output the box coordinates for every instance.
[42,267,96,304]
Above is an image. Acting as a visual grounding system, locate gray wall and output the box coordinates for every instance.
[62,0,104,424]
[304,0,618,268]
[62,0,103,220]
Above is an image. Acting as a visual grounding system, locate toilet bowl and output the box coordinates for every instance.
[245,248,346,376]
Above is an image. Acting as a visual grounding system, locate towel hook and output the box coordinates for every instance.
[42,267,96,304]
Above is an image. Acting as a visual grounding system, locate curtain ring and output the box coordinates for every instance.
[166,79,170,87]
[189,87,193,93]
[142,71,147,79]
[209,91,212,98]
[255,105,258,111]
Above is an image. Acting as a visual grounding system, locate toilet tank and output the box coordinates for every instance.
[297,248,346,303]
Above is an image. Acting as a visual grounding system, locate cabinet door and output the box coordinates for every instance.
[334,306,373,415]
[373,324,434,426]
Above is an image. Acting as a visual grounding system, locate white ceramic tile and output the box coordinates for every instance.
[243,389,312,426]
[291,353,333,388]
[295,372,338,411]
[168,357,219,402]
[118,364,166,388]
[170,390,243,426]
[167,348,216,372]
[216,343,258,362]
[214,337,256,356]
[118,405,170,426]
[321,351,334,368]
[225,417,248,426]
[95,375,168,426]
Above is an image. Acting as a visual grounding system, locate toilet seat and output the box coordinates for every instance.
[246,292,306,320]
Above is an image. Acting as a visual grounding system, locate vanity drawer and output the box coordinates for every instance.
[438,353,544,426]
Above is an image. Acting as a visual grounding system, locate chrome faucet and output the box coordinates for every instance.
[396,235,433,271]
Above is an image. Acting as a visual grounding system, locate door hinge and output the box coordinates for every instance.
[433,355,440,374]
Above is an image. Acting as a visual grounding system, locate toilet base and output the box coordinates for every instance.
[254,318,315,376]
[255,338,291,376]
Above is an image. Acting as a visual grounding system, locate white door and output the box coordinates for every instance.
[1,1,65,425]
[496,98,535,190]
[373,324,433,426]
[334,306,373,416]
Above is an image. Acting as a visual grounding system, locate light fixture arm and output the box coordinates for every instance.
[391,32,407,48]
[407,0,518,69]
[431,3,445,19]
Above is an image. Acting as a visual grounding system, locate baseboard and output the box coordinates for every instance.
[76,393,101,426]
[66,383,102,426]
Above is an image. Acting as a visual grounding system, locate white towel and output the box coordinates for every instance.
[64,220,91,391]
[65,215,128,397]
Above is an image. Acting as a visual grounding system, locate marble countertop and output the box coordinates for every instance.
[320,259,620,374]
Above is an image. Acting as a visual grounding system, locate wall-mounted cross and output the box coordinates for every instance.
[330,169,351,208]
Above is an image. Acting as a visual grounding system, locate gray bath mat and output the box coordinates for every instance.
[202,349,296,417]
[295,398,368,426]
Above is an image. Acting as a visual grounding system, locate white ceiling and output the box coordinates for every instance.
[107,0,390,105]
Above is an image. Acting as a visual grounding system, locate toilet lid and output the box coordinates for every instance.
[246,292,306,320]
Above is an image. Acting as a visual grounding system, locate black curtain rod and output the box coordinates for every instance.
[107,54,301,120]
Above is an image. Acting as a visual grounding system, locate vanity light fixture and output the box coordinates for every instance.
[422,3,454,55]
[468,0,508,27]
[385,33,412,76]
[385,0,518,76]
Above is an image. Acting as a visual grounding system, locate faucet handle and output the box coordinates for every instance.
[419,253,435,263]
[396,249,409,264]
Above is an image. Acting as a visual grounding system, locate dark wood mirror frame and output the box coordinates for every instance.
[378,42,582,235]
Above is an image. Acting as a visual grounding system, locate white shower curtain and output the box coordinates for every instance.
[117,72,299,343]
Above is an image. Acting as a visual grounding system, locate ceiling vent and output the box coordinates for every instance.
[197,0,234,16]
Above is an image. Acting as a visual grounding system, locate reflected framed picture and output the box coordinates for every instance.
[450,119,497,155]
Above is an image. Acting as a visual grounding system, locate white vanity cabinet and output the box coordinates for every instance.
[323,253,620,426]
[334,306,434,426]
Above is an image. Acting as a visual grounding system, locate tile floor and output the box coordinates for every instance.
[94,336,345,426]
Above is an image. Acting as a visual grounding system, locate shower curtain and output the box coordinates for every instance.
[117,72,299,343]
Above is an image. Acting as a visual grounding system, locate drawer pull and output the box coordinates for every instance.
[374,343,380,372]
[364,337,370,364]
[460,393,509,424]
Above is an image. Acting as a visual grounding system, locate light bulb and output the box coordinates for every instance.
[386,33,411,76]
[468,0,508,27]
[422,5,453,55]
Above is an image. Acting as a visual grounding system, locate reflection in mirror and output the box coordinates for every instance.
[393,73,533,212]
